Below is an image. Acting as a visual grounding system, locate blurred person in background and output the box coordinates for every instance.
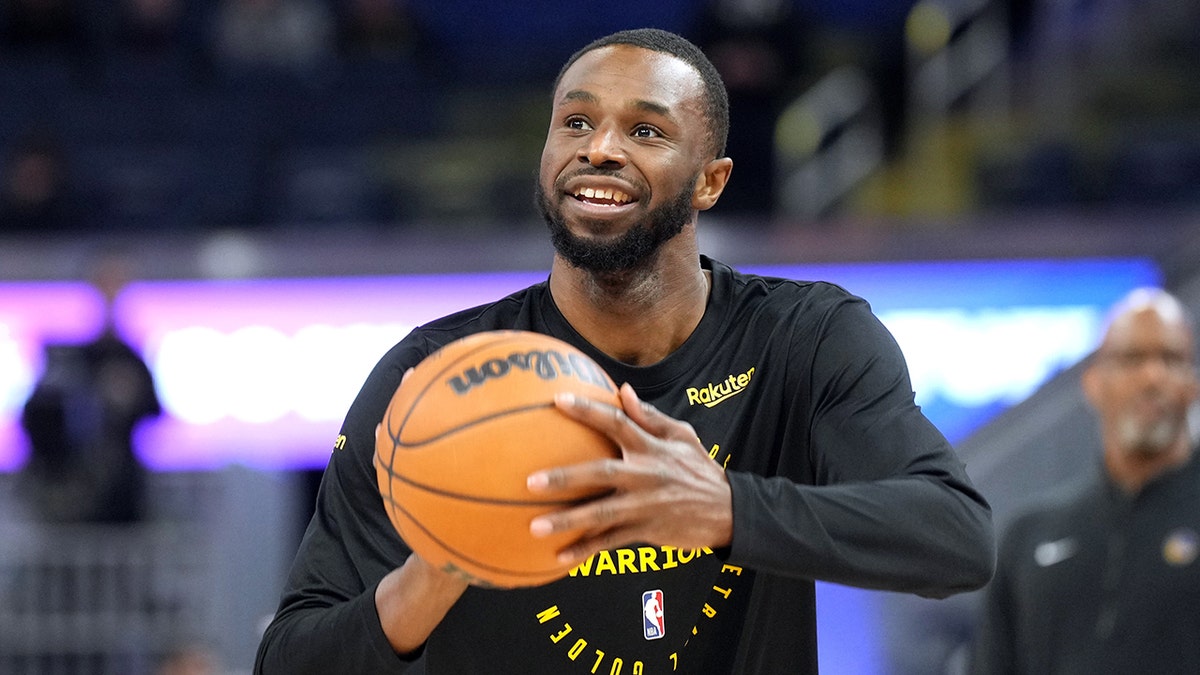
[970,287,1200,674]
[18,252,162,523]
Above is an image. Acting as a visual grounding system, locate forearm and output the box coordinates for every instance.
[255,587,406,674]
[376,555,469,655]
[726,471,995,597]
[256,558,469,673]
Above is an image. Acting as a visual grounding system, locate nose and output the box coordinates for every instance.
[1136,360,1171,392]
[1128,353,1191,394]
[578,127,626,168]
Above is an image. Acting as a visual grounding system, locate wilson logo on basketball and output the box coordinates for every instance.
[446,349,615,395]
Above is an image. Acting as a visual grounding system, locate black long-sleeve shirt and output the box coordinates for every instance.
[256,256,994,674]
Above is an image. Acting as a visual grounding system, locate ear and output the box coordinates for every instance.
[692,157,733,211]
[1184,369,1200,404]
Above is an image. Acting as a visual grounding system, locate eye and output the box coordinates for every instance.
[565,116,593,131]
[1104,349,1195,373]
[632,125,662,139]
[1163,352,1194,371]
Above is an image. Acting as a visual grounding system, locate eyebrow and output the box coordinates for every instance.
[559,89,676,121]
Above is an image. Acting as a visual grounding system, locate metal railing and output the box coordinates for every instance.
[0,522,211,675]
[774,66,884,218]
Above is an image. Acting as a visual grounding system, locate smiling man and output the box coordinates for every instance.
[537,41,724,283]
[255,28,994,674]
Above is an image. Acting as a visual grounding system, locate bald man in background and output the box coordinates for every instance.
[971,288,1200,674]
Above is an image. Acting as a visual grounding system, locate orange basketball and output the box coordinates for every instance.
[374,330,621,588]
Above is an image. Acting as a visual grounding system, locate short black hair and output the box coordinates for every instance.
[553,28,730,160]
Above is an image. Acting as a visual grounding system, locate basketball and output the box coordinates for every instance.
[374,330,622,588]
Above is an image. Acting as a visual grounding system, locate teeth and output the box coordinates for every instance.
[574,187,631,204]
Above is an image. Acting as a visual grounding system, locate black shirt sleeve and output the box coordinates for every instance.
[725,295,995,597]
[255,338,425,674]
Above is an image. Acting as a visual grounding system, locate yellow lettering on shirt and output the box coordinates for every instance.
[550,624,573,644]
[537,606,562,623]
[568,639,587,660]
[566,546,714,578]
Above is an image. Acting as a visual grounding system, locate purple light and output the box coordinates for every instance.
[119,272,545,471]
[0,261,1159,472]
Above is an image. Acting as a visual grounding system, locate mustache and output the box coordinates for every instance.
[554,167,645,194]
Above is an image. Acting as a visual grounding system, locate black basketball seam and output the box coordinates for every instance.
[382,399,399,534]
[396,331,542,441]
[385,468,599,507]
[374,453,577,582]
[378,418,603,507]
[397,401,556,447]
[382,332,551,509]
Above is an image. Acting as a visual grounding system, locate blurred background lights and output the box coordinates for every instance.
[907,1,954,56]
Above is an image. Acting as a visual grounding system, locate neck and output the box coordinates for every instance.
[549,246,709,366]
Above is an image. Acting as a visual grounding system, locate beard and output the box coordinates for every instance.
[1116,411,1185,456]
[536,174,695,275]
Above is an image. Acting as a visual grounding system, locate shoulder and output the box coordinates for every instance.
[366,283,546,382]
[711,257,870,324]
[707,260,899,377]
[349,282,545,399]
[416,283,544,337]
[718,259,857,302]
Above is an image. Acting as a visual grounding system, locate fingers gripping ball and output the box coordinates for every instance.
[374,330,621,588]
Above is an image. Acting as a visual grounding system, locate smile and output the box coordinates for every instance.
[573,186,633,205]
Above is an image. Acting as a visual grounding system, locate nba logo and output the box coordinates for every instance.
[642,589,665,640]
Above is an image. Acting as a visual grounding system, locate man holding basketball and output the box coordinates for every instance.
[256,28,994,674]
